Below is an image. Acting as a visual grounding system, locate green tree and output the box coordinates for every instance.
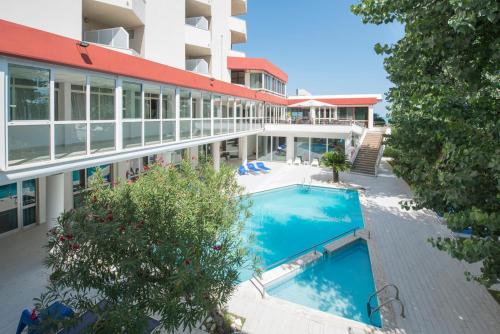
[321,150,351,183]
[36,161,251,333]
[373,112,386,126]
[352,1,499,286]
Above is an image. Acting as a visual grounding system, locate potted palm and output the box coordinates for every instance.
[321,150,351,183]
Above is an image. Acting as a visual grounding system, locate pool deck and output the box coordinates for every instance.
[0,160,499,333]
[230,159,500,334]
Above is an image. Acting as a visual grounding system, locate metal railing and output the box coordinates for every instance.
[84,27,129,50]
[251,228,359,298]
[271,119,368,127]
[185,16,209,30]
[367,283,405,322]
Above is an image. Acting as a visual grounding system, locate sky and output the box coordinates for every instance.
[237,0,404,117]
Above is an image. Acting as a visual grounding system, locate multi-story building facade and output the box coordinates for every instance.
[0,0,381,239]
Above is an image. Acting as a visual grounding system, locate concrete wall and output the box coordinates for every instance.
[211,0,232,82]
[0,0,82,39]
[143,0,185,69]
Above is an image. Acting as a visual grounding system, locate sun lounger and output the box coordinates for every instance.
[311,158,320,167]
[247,163,262,173]
[238,165,249,175]
[256,162,271,171]
[293,157,302,165]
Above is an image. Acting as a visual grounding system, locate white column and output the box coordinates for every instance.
[189,146,199,166]
[368,106,374,129]
[46,173,65,228]
[0,59,6,169]
[240,136,248,165]
[286,136,294,161]
[212,141,221,171]
[310,107,316,124]
[115,79,123,150]
[63,172,73,212]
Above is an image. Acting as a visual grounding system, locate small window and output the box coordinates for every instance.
[231,71,245,85]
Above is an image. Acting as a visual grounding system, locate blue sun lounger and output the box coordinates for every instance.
[238,165,249,175]
[246,163,262,174]
[256,162,271,171]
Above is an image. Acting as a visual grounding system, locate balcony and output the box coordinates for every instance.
[229,16,247,44]
[82,0,146,27]
[186,0,211,17]
[185,21,211,57]
[231,0,247,16]
[186,58,209,75]
[229,49,246,58]
[84,27,129,49]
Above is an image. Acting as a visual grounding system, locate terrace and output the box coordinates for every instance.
[1,160,499,333]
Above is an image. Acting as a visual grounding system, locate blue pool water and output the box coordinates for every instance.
[267,240,381,327]
[240,185,364,280]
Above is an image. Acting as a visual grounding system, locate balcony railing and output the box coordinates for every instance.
[186,59,209,75]
[84,27,129,50]
[185,16,209,30]
[270,119,369,127]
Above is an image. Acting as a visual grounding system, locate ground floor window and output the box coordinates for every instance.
[0,179,38,235]
[73,164,112,208]
[221,139,239,162]
[257,136,286,162]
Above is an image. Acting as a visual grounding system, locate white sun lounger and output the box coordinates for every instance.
[293,157,302,165]
[311,158,320,167]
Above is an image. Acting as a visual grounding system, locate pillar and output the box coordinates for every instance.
[189,146,199,166]
[239,136,248,165]
[286,136,294,162]
[46,173,65,228]
[368,106,374,129]
[212,141,221,171]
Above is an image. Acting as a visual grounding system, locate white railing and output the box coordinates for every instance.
[375,144,385,176]
[350,127,368,163]
[185,16,209,30]
[186,59,209,75]
[84,27,129,50]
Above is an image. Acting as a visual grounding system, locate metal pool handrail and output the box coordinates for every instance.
[261,227,358,272]
[250,228,359,298]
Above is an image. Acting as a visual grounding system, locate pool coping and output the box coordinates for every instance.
[243,181,398,330]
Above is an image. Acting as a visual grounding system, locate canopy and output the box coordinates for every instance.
[288,99,336,108]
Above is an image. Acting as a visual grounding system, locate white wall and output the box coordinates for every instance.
[210,0,232,82]
[143,0,185,69]
[0,0,82,40]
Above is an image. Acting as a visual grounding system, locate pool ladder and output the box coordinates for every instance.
[367,283,405,323]
[301,177,312,191]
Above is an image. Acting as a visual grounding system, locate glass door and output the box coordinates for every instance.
[22,179,37,227]
[0,183,18,234]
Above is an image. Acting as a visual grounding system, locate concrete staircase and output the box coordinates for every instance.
[351,131,383,176]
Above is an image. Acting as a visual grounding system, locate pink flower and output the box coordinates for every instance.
[30,309,38,321]
[71,244,80,250]
[212,245,222,251]
[65,234,73,240]
[107,213,113,221]
[59,236,66,242]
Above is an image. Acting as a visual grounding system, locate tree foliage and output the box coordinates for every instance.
[36,161,251,333]
[352,0,499,286]
[321,150,351,182]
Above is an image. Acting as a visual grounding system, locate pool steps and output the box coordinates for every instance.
[255,229,371,292]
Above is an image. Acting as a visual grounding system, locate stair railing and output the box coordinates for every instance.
[367,283,405,322]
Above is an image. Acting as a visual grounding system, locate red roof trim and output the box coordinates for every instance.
[0,20,287,105]
[0,20,378,108]
[227,57,288,82]
[287,98,380,106]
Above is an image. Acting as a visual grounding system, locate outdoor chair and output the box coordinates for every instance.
[311,158,320,167]
[293,157,302,165]
[247,163,262,174]
[256,162,271,171]
[238,165,249,176]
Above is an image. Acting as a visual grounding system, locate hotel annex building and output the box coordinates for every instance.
[0,0,381,239]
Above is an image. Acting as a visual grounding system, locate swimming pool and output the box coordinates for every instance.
[240,185,380,327]
[240,185,364,280]
[267,239,381,327]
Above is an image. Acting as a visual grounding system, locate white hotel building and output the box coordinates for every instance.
[0,0,381,239]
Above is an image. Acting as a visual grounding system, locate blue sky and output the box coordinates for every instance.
[237,0,404,117]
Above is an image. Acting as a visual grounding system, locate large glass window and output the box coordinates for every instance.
[55,124,87,158]
[144,85,160,119]
[55,71,86,121]
[327,139,345,153]
[310,138,327,161]
[144,121,161,145]
[180,90,191,118]
[294,137,309,163]
[250,73,262,89]
[123,122,142,148]
[91,123,115,153]
[9,64,49,121]
[203,93,211,118]
[192,91,202,119]
[257,136,272,161]
[180,120,191,140]
[122,81,142,119]
[162,87,175,119]
[272,137,287,161]
[90,76,115,120]
[338,107,354,120]
[162,121,175,143]
[8,125,50,166]
[0,183,18,234]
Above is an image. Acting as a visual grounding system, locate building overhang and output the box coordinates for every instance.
[227,56,288,83]
[0,19,286,106]
[262,124,363,138]
[287,94,382,106]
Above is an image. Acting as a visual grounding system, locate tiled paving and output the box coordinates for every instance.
[230,160,500,334]
[0,160,499,333]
